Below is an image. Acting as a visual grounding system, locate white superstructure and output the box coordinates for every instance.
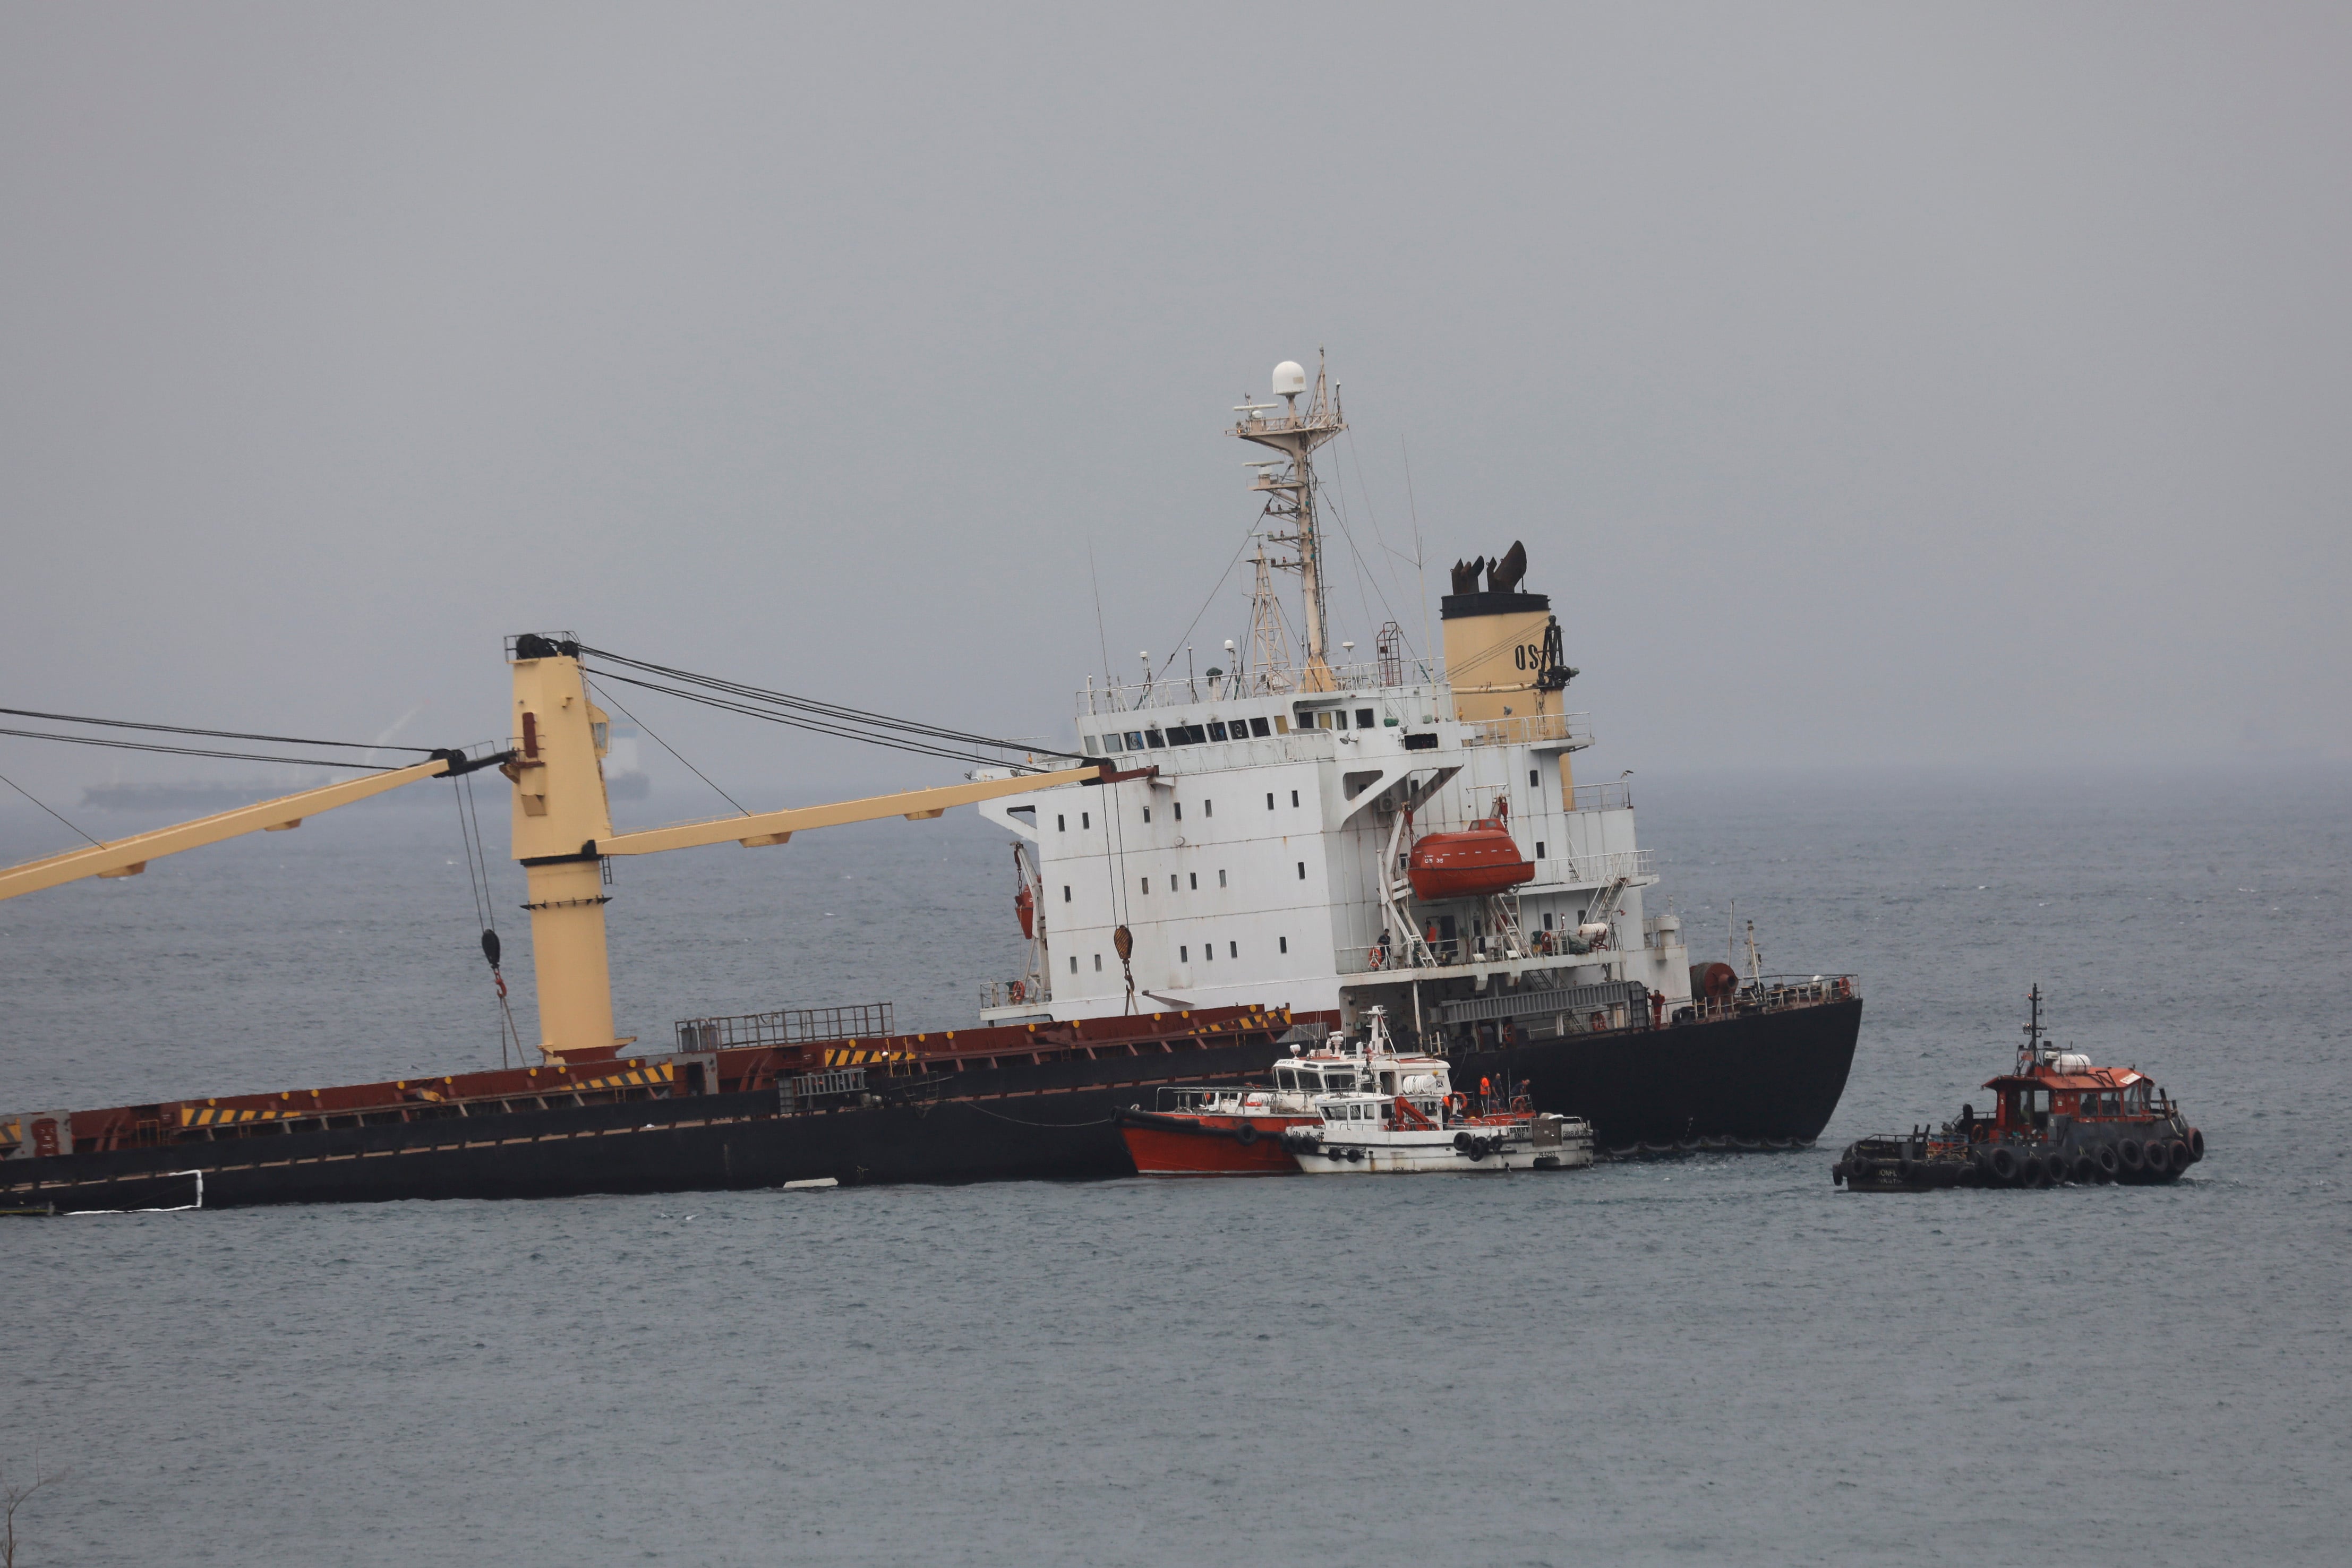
[974,356,1692,1048]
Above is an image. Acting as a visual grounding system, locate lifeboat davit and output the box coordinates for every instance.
[1407,820,1533,901]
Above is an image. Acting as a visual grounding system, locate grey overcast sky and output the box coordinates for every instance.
[3,3,2346,813]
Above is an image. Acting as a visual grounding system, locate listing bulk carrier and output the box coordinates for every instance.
[0,355,1859,1212]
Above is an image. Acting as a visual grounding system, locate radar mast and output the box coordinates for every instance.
[1230,352,1345,691]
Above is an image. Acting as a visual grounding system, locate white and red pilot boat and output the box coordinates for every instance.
[1114,1014,1397,1176]
[1279,1012,1594,1174]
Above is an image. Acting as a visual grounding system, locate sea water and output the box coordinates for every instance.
[1,765,2344,1566]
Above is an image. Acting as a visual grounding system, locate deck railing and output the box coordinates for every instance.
[674,1001,895,1053]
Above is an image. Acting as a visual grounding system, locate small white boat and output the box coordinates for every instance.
[1276,1008,1595,1174]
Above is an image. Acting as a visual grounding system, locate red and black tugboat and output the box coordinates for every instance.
[1834,986,2205,1192]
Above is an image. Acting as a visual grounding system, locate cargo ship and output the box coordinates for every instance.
[1,354,1860,1211]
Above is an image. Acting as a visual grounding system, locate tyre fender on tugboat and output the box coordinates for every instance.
[1232,1118,1259,1147]
[2143,1139,2171,1177]
[2168,1138,2193,1172]
[2188,1127,2206,1162]
[2116,1138,2145,1174]
[2094,1144,2120,1178]
[1986,1145,2019,1185]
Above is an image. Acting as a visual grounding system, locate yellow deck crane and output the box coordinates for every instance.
[1,635,1107,1063]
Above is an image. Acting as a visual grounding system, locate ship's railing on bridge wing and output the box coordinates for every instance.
[1462,713,1592,749]
[1567,781,1632,812]
[1530,849,1656,888]
[674,1001,895,1053]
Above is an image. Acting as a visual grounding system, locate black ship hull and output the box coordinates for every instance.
[6,999,1860,1210]
[1455,996,1863,1151]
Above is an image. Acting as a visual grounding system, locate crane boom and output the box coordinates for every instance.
[0,752,490,902]
[595,767,1104,857]
[1,636,1105,1069]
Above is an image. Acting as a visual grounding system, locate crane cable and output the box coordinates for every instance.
[450,769,524,1068]
[0,706,436,753]
[576,647,1087,770]
[0,726,398,770]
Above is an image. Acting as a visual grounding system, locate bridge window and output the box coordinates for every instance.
[1145,729,1165,748]
[1250,717,1271,737]
[1357,708,1375,728]
[1208,721,1228,741]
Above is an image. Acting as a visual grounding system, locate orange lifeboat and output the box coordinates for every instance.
[1014,882,1035,939]
[1408,819,1534,901]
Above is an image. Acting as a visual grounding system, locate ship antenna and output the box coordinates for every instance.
[1230,352,1347,692]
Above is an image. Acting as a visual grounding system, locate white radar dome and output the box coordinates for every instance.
[1272,361,1307,397]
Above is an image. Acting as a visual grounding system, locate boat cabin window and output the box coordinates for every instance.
[1208,721,1227,741]
[1250,717,1271,737]
[1379,1072,1397,1093]
[2126,1083,2150,1112]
